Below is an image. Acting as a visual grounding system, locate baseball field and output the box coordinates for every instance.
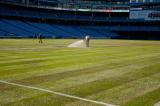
[0,39,160,106]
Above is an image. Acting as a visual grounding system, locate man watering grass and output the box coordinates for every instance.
[85,35,90,47]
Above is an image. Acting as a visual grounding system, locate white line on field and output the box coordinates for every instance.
[154,101,160,106]
[0,80,116,106]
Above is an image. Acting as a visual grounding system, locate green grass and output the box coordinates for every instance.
[0,39,160,106]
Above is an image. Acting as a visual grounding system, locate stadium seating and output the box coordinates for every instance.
[0,19,160,39]
[0,30,7,37]
[0,19,108,38]
[0,20,32,37]
[54,25,85,38]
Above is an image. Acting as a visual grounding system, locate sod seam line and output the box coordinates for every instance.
[0,80,116,106]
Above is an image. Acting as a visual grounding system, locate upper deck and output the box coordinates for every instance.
[0,0,159,25]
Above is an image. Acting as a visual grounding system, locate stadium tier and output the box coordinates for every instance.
[0,19,160,39]
[0,0,160,39]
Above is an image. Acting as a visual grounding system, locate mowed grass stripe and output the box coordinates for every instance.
[0,50,102,65]
[0,47,119,68]
[1,49,158,67]
[0,46,101,57]
[0,48,94,63]
[123,88,160,106]
[0,54,110,79]
[67,72,160,106]
[1,47,123,67]
[88,72,160,105]
[0,49,111,68]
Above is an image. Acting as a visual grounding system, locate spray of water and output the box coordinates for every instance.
[68,40,86,48]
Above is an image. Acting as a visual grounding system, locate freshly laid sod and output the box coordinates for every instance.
[0,39,160,106]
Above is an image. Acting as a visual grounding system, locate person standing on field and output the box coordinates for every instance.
[38,33,43,44]
[85,35,90,47]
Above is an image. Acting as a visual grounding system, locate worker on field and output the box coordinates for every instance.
[85,35,90,47]
[38,33,43,44]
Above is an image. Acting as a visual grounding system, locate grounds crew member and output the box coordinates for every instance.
[38,33,43,44]
[85,35,90,47]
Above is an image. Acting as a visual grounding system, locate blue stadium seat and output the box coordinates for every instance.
[0,30,7,37]
[75,26,107,38]
[3,20,55,38]
[0,20,32,37]
[1,19,159,39]
[52,25,85,38]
